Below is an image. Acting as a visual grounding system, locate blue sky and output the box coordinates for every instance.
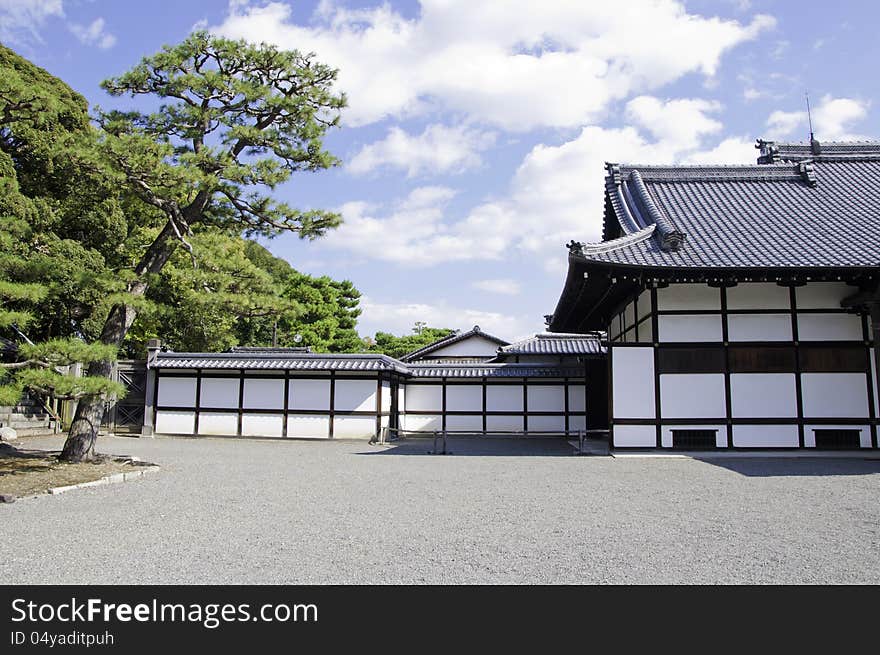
[2,0,878,340]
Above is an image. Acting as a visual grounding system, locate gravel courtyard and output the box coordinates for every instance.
[2,434,879,584]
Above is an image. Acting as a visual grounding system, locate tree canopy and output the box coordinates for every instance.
[366,328,456,360]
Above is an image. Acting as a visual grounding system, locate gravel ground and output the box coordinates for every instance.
[1,434,879,584]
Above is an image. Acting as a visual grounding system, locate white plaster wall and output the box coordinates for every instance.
[528,385,565,412]
[427,335,503,359]
[155,410,195,435]
[397,385,406,413]
[445,414,483,431]
[197,411,238,436]
[726,283,791,310]
[286,415,330,439]
[733,425,799,447]
[613,425,655,447]
[486,385,523,411]
[638,319,654,344]
[797,314,863,341]
[333,416,376,439]
[804,425,870,448]
[727,314,792,342]
[199,377,239,409]
[730,373,797,418]
[612,347,655,419]
[660,374,726,419]
[637,290,652,319]
[796,282,851,309]
[446,385,483,411]
[625,301,636,331]
[567,385,586,412]
[486,414,524,432]
[873,355,879,418]
[241,413,284,437]
[801,373,869,418]
[243,378,284,410]
[381,382,392,412]
[400,414,441,432]
[334,379,377,412]
[657,284,720,310]
[569,415,587,431]
[406,385,443,411]
[157,377,197,407]
[658,315,722,342]
[288,379,330,410]
[528,414,566,432]
[661,425,726,448]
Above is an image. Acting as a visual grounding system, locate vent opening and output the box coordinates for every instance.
[671,429,717,450]
[813,429,861,450]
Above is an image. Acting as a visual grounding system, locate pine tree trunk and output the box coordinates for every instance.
[60,222,178,462]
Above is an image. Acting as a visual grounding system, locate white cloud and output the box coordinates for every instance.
[471,279,521,296]
[348,124,496,177]
[765,95,869,141]
[625,96,722,149]
[0,0,63,44]
[358,296,535,340]
[212,0,774,129]
[683,136,757,164]
[69,17,116,49]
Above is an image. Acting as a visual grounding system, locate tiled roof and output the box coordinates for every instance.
[153,352,410,374]
[572,143,880,269]
[400,325,509,362]
[408,363,586,378]
[757,139,880,163]
[498,333,605,356]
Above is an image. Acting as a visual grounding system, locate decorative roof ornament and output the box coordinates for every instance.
[798,161,818,187]
[566,240,585,256]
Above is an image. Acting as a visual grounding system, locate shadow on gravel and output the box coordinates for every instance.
[694,457,880,477]
[358,437,575,457]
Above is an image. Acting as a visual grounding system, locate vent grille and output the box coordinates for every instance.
[813,429,861,450]
[671,429,717,450]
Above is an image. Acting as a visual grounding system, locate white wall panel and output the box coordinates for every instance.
[569,415,587,431]
[486,414,524,432]
[801,373,869,418]
[381,382,392,412]
[243,378,284,410]
[155,410,195,435]
[199,377,239,408]
[334,379,377,412]
[197,411,238,436]
[528,385,565,412]
[288,379,330,410]
[727,314,792,342]
[287,415,330,439]
[333,416,376,439]
[241,413,284,437]
[527,414,566,433]
[612,347,655,419]
[397,385,406,413]
[797,314,863,341]
[660,374,726,419]
[446,385,483,411]
[406,385,443,411]
[726,283,791,310]
[661,425,726,448]
[804,425,870,448]
[158,377,197,407]
[486,385,523,411]
[873,355,879,419]
[428,335,503,359]
[730,373,797,418]
[658,315,722,342]
[657,284,720,310]
[567,385,586,412]
[796,282,851,309]
[400,414,441,432]
[613,425,655,447]
[625,302,637,331]
[638,319,654,344]
[445,414,483,431]
[733,425,799,447]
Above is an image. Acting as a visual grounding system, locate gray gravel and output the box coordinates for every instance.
[2,434,879,584]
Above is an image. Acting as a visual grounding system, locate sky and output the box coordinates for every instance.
[2,0,878,341]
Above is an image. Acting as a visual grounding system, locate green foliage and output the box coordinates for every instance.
[367,328,456,360]
[15,368,124,401]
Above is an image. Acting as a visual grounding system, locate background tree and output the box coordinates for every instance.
[366,327,456,360]
[60,31,346,461]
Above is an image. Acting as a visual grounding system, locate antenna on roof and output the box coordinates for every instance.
[805,91,821,155]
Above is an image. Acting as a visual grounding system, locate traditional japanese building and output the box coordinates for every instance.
[548,140,880,450]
